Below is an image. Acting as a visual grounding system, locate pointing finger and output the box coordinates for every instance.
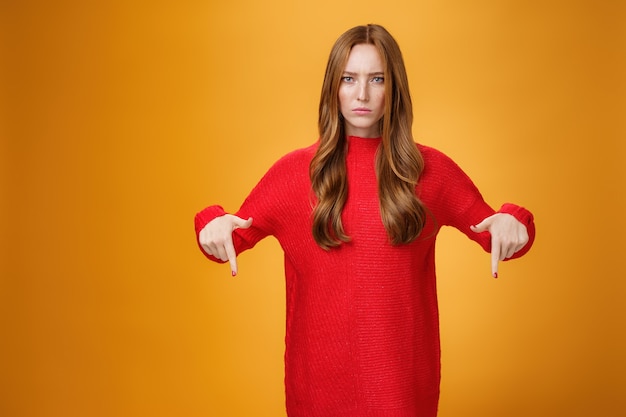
[491,241,500,279]
[224,239,238,277]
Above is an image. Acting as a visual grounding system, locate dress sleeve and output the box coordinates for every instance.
[423,146,535,260]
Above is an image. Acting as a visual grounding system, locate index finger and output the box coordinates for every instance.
[224,239,238,277]
[491,242,500,279]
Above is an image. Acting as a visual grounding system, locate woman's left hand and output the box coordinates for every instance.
[471,213,529,278]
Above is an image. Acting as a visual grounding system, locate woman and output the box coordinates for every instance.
[195,24,535,417]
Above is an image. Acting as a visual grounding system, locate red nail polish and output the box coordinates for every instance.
[493,272,498,279]
[232,271,237,277]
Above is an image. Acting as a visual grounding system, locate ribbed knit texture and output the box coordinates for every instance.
[195,137,535,417]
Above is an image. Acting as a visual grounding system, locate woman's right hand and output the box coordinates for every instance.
[198,214,253,276]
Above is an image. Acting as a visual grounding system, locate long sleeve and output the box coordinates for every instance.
[417,144,535,259]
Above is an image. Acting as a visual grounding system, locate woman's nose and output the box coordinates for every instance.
[357,84,369,101]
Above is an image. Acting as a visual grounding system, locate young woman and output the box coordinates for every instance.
[195,24,535,417]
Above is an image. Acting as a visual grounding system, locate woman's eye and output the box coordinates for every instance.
[341,76,354,82]
[372,76,384,83]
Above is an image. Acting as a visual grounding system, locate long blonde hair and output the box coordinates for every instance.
[310,24,427,249]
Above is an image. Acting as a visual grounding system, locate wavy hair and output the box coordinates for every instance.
[310,24,428,249]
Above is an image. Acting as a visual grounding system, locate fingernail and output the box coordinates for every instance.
[493,272,498,279]
[232,271,237,277]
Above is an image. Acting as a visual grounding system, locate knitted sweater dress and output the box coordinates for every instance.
[194,136,535,417]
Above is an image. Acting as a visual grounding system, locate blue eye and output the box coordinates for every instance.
[372,76,384,83]
[341,76,354,83]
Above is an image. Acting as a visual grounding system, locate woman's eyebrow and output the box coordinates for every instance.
[342,71,384,76]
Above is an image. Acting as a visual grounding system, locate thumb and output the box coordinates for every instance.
[470,216,492,234]
[233,216,253,230]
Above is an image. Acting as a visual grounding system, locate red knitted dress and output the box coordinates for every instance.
[195,136,535,417]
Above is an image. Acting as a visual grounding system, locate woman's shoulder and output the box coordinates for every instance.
[269,142,317,170]
[416,142,475,186]
[417,143,458,168]
[260,141,317,180]
[279,141,317,162]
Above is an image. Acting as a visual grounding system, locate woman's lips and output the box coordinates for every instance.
[352,108,371,115]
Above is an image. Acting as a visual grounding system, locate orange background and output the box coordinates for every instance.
[2,1,625,416]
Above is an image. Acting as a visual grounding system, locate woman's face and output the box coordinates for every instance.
[338,43,386,138]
